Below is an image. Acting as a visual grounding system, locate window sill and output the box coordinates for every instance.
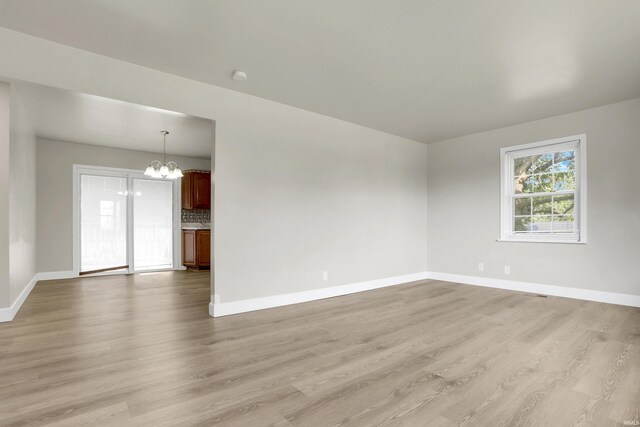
[497,238,587,244]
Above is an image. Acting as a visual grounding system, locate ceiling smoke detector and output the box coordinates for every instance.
[232,70,247,81]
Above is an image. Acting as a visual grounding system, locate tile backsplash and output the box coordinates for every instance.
[181,209,211,223]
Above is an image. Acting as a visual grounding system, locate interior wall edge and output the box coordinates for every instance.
[0,81,10,308]
[8,82,37,308]
[0,272,38,322]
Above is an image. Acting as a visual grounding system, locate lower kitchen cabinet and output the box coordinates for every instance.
[182,229,210,269]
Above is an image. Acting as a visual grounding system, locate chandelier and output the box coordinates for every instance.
[144,131,183,179]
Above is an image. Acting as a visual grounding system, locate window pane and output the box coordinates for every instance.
[530,215,553,232]
[554,171,575,191]
[514,197,531,215]
[553,215,575,233]
[514,216,531,232]
[518,175,538,194]
[533,153,553,174]
[514,176,525,194]
[533,196,552,215]
[513,156,533,194]
[552,194,575,215]
[533,173,553,193]
[552,150,576,172]
[514,156,534,176]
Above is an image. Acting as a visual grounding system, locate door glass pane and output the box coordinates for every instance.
[133,179,173,271]
[81,175,128,272]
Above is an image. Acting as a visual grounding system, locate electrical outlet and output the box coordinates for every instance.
[504,265,511,275]
[478,262,484,272]
[322,271,328,281]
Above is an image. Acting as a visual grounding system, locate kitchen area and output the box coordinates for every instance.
[10,81,215,279]
[181,169,212,270]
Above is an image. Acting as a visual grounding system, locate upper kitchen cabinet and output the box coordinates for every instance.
[182,170,211,209]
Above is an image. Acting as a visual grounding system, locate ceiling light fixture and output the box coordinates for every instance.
[144,131,183,180]
[232,70,247,81]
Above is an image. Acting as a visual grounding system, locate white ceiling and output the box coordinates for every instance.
[1,0,640,143]
[15,82,213,158]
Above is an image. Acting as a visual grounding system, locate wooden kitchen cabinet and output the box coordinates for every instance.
[182,229,210,269]
[182,170,211,209]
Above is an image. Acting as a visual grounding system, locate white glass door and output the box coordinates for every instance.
[77,166,178,276]
[133,179,174,271]
[80,174,129,274]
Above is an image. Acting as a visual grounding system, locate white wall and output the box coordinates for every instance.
[9,84,37,305]
[0,82,10,308]
[0,80,38,313]
[427,98,640,296]
[216,117,428,302]
[0,28,429,308]
[36,138,210,273]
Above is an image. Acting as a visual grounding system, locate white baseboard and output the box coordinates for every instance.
[209,270,640,318]
[36,270,76,281]
[427,272,640,308]
[210,271,432,317]
[0,273,39,322]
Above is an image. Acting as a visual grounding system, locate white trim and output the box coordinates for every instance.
[72,165,80,275]
[36,270,76,281]
[210,271,432,317]
[499,134,587,244]
[427,272,640,308]
[0,274,38,322]
[496,239,586,244]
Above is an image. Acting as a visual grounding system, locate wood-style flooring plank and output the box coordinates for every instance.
[0,272,639,426]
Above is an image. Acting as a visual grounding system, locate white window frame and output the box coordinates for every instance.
[499,134,587,244]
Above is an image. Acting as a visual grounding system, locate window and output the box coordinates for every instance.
[500,134,586,243]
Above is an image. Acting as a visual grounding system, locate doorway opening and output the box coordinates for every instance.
[9,79,214,308]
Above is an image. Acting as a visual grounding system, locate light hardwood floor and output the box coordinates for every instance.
[0,271,639,426]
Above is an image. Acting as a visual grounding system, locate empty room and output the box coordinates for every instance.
[0,1,639,426]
